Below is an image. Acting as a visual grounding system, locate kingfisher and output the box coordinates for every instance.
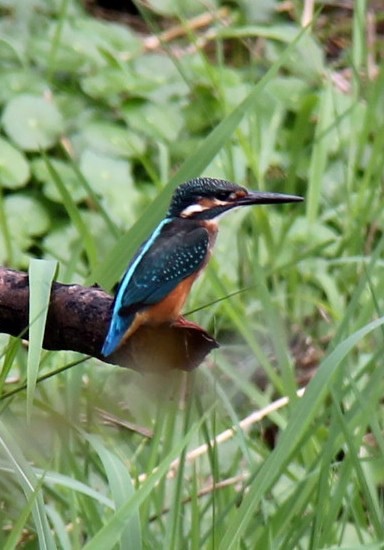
[102,177,302,357]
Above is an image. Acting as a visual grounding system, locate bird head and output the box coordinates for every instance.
[168,177,303,220]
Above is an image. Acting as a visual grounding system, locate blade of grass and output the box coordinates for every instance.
[46,0,70,81]
[306,82,333,225]
[1,356,89,402]
[164,390,195,550]
[332,233,384,346]
[331,390,383,537]
[190,464,200,550]
[219,315,384,549]
[27,259,57,421]
[0,338,21,395]
[83,409,211,550]
[0,465,115,509]
[3,473,49,550]
[44,155,98,270]
[0,420,55,550]
[352,0,366,77]
[61,145,119,239]
[199,368,253,466]
[45,506,71,550]
[0,187,13,266]
[86,434,142,550]
[207,265,284,392]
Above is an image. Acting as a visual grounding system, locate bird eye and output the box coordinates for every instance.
[216,191,232,201]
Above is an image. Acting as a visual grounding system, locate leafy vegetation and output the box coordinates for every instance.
[1,0,384,548]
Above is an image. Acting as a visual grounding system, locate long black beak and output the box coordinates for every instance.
[236,191,303,206]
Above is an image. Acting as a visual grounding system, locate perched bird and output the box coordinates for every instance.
[102,177,302,356]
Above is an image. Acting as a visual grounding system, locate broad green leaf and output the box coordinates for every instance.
[0,136,30,188]
[222,24,324,78]
[81,67,130,103]
[122,101,184,142]
[5,194,50,238]
[263,76,310,110]
[32,157,88,204]
[81,121,146,158]
[42,223,83,267]
[0,194,50,266]
[43,213,115,276]
[0,27,25,66]
[0,68,47,105]
[241,0,277,23]
[80,149,138,225]
[31,18,140,73]
[130,54,189,101]
[2,94,64,151]
[82,19,140,54]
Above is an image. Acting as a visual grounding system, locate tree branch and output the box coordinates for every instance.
[0,267,218,372]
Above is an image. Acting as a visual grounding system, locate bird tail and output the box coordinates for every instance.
[102,313,135,357]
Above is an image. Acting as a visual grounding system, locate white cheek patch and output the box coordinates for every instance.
[180,198,235,218]
[180,204,209,217]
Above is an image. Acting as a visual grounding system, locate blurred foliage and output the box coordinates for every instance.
[0,0,321,279]
[1,0,384,548]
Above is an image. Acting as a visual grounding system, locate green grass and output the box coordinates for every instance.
[1,0,384,548]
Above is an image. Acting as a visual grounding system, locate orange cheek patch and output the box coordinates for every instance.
[199,198,217,208]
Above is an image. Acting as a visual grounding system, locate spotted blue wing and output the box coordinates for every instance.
[102,220,209,356]
[120,228,209,312]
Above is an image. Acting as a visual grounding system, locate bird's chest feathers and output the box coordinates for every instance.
[143,274,197,323]
[201,219,218,248]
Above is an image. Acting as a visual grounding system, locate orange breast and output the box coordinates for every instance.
[120,272,201,345]
[144,273,198,324]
